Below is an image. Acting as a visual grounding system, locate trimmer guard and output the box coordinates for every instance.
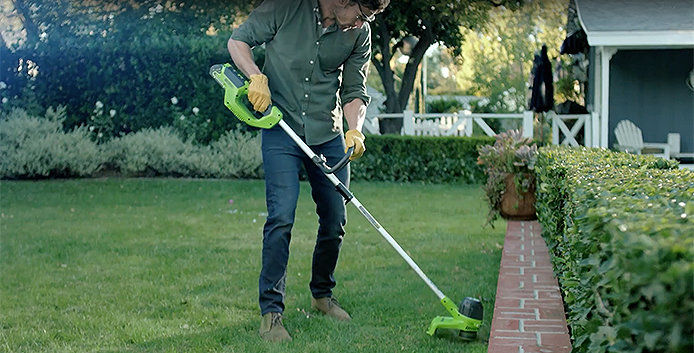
[426,297,482,338]
[209,63,282,129]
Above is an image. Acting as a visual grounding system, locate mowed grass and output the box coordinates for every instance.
[0,178,505,353]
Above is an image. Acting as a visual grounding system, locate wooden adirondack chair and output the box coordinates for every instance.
[614,120,670,159]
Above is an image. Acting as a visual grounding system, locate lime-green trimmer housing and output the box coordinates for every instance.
[209,63,282,129]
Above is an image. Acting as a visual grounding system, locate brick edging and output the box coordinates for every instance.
[488,221,571,353]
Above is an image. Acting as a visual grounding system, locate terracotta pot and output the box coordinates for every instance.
[500,173,537,220]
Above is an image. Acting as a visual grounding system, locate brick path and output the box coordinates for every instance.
[488,221,571,353]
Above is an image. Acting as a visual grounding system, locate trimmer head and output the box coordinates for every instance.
[427,297,483,340]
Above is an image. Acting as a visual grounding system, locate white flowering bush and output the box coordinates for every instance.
[0,107,103,178]
[209,129,263,178]
[88,100,115,142]
[103,127,262,178]
[170,96,213,144]
[104,126,207,177]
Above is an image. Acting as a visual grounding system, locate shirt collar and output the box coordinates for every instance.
[312,0,338,33]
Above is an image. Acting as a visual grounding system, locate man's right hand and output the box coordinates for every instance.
[248,74,271,112]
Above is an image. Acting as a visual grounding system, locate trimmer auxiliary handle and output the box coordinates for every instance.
[210,63,482,339]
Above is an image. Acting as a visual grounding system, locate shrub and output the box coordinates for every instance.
[209,129,263,179]
[0,107,103,178]
[426,98,464,113]
[4,34,240,144]
[105,127,206,177]
[535,146,692,352]
[103,127,262,178]
[352,134,494,183]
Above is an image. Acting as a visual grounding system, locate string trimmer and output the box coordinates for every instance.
[209,63,483,340]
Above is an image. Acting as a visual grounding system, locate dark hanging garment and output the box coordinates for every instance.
[529,45,554,113]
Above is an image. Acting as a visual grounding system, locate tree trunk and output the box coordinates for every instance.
[373,23,402,134]
[371,21,435,134]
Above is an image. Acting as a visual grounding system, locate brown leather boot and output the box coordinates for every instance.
[259,312,292,342]
[311,297,351,321]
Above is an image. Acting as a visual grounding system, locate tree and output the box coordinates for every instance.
[1,1,257,141]
[3,0,255,47]
[455,0,569,113]
[369,0,522,133]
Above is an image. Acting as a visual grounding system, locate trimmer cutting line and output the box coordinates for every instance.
[210,63,483,340]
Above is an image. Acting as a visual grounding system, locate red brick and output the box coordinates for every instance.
[495,289,538,298]
[524,268,556,275]
[497,276,524,286]
[490,331,538,341]
[538,308,567,321]
[494,298,522,308]
[524,324,569,334]
[501,256,533,267]
[500,267,523,275]
[490,318,521,331]
[536,290,562,300]
[522,299,564,310]
[539,333,571,346]
[519,345,571,353]
[487,343,521,353]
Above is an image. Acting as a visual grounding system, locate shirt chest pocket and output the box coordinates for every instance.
[318,39,354,73]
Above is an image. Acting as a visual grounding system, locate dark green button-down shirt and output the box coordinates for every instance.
[231,0,371,145]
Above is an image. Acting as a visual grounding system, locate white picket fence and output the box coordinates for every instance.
[365,110,534,139]
[364,110,597,147]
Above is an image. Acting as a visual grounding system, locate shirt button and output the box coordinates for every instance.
[305,94,308,98]
[316,41,319,45]
[305,77,309,81]
[310,60,314,64]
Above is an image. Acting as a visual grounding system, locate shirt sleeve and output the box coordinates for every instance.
[230,0,285,48]
[340,25,372,107]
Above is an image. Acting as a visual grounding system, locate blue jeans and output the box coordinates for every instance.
[259,126,349,315]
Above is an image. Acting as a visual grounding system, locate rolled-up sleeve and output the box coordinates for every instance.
[340,25,371,107]
[230,0,282,48]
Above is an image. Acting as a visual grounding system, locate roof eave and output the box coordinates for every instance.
[586,30,694,48]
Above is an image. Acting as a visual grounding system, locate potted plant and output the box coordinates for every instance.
[477,129,538,225]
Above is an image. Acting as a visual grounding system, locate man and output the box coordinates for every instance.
[227,0,389,343]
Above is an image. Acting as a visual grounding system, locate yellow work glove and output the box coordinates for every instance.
[248,73,271,112]
[344,129,365,161]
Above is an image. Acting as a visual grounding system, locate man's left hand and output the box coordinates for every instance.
[344,129,365,161]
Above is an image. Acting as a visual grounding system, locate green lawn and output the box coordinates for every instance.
[0,178,505,353]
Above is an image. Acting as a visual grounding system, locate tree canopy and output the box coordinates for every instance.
[456,0,570,113]
[369,0,522,133]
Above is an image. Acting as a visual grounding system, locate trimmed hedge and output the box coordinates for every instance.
[0,107,104,178]
[351,134,494,183]
[535,146,693,352]
[0,108,262,179]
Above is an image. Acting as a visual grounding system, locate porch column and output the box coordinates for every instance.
[599,46,618,148]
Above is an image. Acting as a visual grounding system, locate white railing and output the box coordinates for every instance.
[365,110,602,147]
[549,111,599,147]
[365,110,534,139]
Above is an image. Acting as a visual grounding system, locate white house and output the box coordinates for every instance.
[575,0,694,154]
